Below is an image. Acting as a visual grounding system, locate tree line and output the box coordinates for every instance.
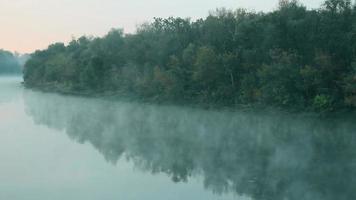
[0,50,23,74]
[24,0,356,111]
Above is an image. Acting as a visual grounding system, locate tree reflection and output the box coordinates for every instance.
[24,89,356,200]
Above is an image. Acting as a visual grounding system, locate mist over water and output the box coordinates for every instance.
[1,77,355,200]
[0,76,22,103]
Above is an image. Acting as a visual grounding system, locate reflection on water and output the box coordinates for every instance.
[2,78,237,200]
[23,88,356,200]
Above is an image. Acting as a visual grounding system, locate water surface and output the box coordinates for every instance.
[0,77,355,200]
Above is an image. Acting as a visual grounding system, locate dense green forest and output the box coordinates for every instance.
[24,0,356,111]
[0,50,23,74]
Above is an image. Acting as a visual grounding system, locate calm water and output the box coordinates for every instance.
[0,76,355,200]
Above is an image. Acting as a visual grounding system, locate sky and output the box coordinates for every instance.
[0,0,324,54]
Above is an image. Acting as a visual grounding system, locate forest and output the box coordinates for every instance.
[0,50,23,74]
[23,0,356,112]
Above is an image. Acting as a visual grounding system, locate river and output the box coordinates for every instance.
[0,76,355,200]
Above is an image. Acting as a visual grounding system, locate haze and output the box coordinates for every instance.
[1,0,323,53]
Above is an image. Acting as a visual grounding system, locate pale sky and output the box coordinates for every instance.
[0,0,324,53]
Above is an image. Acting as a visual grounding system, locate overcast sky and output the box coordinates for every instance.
[0,0,324,53]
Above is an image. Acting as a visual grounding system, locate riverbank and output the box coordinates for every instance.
[23,81,356,118]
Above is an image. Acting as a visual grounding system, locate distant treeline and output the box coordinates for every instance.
[0,50,24,74]
[24,0,356,111]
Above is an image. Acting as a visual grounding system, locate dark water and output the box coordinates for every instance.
[0,77,355,200]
